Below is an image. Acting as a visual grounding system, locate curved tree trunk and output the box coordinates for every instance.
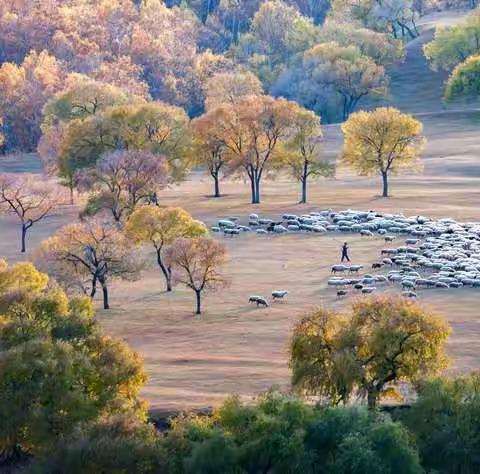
[156,249,172,292]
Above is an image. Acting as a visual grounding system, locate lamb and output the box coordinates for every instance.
[337,289,348,297]
[402,291,417,298]
[371,262,384,270]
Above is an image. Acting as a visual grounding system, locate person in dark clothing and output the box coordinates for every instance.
[341,242,350,262]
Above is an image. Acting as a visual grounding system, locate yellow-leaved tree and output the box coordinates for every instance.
[126,206,207,292]
[290,296,450,410]
[0,260,146,459]
[340,107,425,197]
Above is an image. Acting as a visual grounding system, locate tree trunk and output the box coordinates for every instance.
[157,249,172,292]
[90,275,97,298]
[21,224,27,253]
[249,173,256,204]
[300,160,308,203]
[195,290,201,315]
[253,175,261,204]
[101,283,110,309]
[367,388,378,410]
[381,171,389,197]
[213,172,220,198]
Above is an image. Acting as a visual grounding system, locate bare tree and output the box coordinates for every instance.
[166,237,229,315]
[36,218,142,309]
[0,173,66,252]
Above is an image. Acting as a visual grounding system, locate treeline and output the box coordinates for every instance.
[1,259,479,474]
[424,8,480,101]
[0,0,443,156]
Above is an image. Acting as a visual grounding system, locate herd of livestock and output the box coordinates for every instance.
[213,209,480,300]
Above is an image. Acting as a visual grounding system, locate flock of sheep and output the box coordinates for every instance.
[213,209,480,302]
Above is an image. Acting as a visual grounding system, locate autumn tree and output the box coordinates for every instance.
[341,107,425,197]
[36,218,142,309]
[282,108,334,203]
[0,173,65,253]
[290,296,450,409]
[40,77,137,201]
[0,259,147,459]
[301,42,388,120]
[204,70,263,110]
[319,20,405,66]
[424,10,480,71]
[79,150,169,222]
[126,206,207,292]
[0,50,64,151]
[58,101,190,185]
[444,54,480,102]
[166,237,228,314]
[199,95,299,204]
[190,113,229,197]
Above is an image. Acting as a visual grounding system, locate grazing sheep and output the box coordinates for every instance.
[331,264,350,274]
[382,258,393,265]
[401,280,416,290]
[349,264,363,273]
[362,287,376,294]
[385,235,396,242]
[224,228,240,237]
[256,229,268,234]
[371,262,384,270]
[272,290,288,300]
[211,226,221,232]
[337,290,348,297]
[249,213,259,220]
[249,296,269,307]
[354,283,364,290]
[360,230,373,237]
[402,291,417,298]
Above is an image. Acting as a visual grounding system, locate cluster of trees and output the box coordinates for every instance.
[424,9,480,101]
[0,0,426,159]
[34,209,227,314]
[2,276,479,474]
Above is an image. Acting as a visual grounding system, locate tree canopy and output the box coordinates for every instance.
[341,107,425,197]
[290,296,450,409]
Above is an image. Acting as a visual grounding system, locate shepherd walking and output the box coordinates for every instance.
[341,242,350,262]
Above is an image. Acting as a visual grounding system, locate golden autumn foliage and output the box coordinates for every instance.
[341,107,425,197]
[126,206,207,291]
[290,295,450,409]
[196,95,306,204]
[280,107,334,203]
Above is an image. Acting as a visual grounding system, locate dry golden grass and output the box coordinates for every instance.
[1,110,480,410]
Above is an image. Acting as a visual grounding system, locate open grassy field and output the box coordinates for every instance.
[0,11,479,412]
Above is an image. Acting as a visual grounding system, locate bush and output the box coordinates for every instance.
[405,374,480,474]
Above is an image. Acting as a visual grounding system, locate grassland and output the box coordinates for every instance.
[0,11,479,411]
